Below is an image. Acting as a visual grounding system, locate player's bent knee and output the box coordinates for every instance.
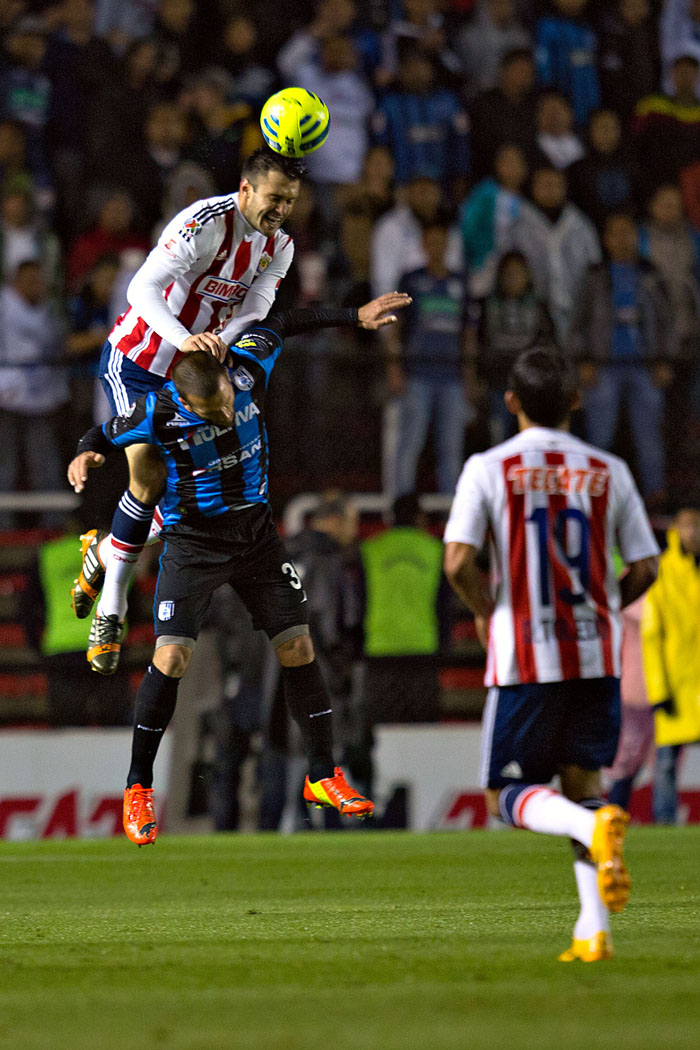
[152,640,194,678]
[275,630,314,666]
[125,444,167,504]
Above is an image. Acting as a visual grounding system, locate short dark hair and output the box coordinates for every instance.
[392,493,422,527]
[172,352,228,401]
[508,347,577,428]
[241,146,306,185]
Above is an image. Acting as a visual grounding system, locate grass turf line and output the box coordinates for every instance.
[1,827,699,1050]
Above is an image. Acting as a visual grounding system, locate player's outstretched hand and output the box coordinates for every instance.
[67,452,105,493]
[357,292,412,330]
[181,332,229,362]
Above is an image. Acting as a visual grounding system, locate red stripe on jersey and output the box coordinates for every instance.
[503,454,537,683]
[588,455,614,676]
[544,451,581,679]
[231,233,252,281]
[264,234,275,258]
[203,211,238,335]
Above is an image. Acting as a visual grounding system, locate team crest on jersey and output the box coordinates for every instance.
[257,252,272,273]
[158,601,175,621]
[179,218,202,241]
[232,366,255,391]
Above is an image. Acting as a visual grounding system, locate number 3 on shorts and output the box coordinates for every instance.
[282,561,304,590]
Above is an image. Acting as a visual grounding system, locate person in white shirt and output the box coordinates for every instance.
[444,346,659,961]
[70,147,302,675]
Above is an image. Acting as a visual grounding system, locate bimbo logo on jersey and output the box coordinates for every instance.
[198,275,249,304]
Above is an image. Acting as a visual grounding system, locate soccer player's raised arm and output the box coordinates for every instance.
[68,397,156,493]
[261,293,412,342]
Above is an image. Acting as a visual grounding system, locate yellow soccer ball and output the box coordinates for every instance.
[260,87,330,158]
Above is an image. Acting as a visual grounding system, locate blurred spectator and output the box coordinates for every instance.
[0,14,53,197]
[183,68,261,195]
[297,33,374,224]
[359,494,449,792]
[370,175,462,297]
[379,0,463,87]
[0,117,51,215]
[660,0,700,96]
[152,0,209,94]
[469,47,538,181]
[277,0,381,87]
[258,494,361,830]
[67,188,149,291]
[517,165,601,343]
[534,90,585,170]
[679,158,700,232]
[20,530,130,724]
[112,101,189,234]
[94,0,159,55]
[338,145,395,299]
[371,44,470,196]
[459,142,529,298]
[457,0,531,100]
[0,260,68,529]
[568,108,638,232]
[639,183,700,361]
[568,212,677,503]
[535,0,601,127]
[598,0,658,123]
[606,593,655,811]
[43,0,117,237]
[211,13,276,109]
[0,179,61,297]
[155,159,216,234]
[641,508,700,823]
[632,54,700,202]
[85,37,165,188]
[473,249,555,442]
[65,252,119,444]
[384,221,475,497]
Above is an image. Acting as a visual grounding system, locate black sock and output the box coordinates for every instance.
[127,664,179,789]
[282,661,334,781]
[571,796,605,863]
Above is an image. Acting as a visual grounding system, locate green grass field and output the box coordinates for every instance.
[1,827,699,1050]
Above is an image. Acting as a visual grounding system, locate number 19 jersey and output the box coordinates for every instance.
[444,427,659,686]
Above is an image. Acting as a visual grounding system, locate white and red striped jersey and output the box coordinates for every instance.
[108,193,294,377]
[444,427,659,687]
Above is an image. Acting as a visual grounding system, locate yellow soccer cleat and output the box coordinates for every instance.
[303,766,374,817]
[590,804,631,913]
[123,784,158,846]
[558,931,613,962]
[71,529,108,618]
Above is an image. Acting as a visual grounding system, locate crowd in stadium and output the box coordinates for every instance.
[2,0,700,517]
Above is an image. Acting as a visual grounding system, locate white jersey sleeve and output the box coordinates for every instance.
[444,453,490,548]
[613,460,660,565]
[217,234,295,345]
[126,203,222,351]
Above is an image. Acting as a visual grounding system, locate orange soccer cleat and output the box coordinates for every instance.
[589,804,631,913]
[303,766,374,818]
[123,784,158,846]
[71,529,108,619]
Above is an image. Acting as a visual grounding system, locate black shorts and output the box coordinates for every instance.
[153,504,308,650]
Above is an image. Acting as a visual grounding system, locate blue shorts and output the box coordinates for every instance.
[480,677,621,790]
[99,341,166,415]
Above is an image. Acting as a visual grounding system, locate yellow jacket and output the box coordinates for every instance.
[641,529,700,746]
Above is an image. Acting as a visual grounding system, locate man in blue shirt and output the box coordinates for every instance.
[385,221,475,495]
[68,292,409,845]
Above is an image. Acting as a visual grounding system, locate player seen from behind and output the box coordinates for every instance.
[71,147,302,675]
[444,347,659,962]
[68,291,411,845]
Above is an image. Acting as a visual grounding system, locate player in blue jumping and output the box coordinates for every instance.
[68,291,410,845]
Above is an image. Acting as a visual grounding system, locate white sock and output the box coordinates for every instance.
[517,788,595,847]
[573,860,610,939]
[145,506,163,547]
[96,537,141,621]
